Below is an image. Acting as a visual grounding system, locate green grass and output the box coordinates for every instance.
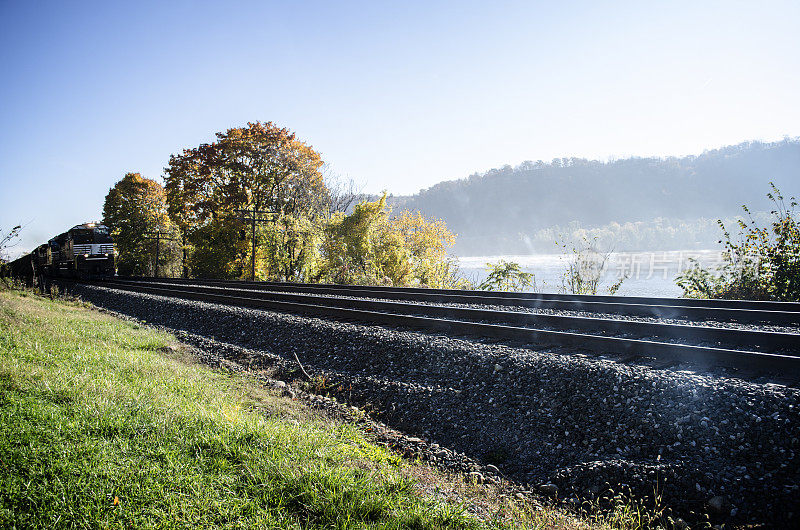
[0,290,487,529]
[0,287,671,530]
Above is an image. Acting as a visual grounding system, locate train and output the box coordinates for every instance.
[2,222,116,283]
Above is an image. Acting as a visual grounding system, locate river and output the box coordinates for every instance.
[456,250,726,298]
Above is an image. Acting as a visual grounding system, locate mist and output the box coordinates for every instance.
[387,140,800,256]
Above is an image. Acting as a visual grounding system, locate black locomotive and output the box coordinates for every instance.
[3,222,116,283]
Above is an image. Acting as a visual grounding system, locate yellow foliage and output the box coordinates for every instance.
[164,122,328,279]
[320,195,458,287]
[103,172,181,276]
[392,210,456,287]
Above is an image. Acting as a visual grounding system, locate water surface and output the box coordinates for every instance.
[456,250,725,298]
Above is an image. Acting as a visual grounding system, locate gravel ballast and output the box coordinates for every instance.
[72,284,800,527]
[143,280,800,334]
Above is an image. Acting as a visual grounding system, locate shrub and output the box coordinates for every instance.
[479,260,535,292]
[557,236,625,295]
[676,183,800,301]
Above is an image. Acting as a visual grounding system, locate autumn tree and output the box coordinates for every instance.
[320,195,458,287]
[392,210,456,287]
[262,214,319,281]
[164,122,327,279]
[320,195,401,285]
[103,173,180,276]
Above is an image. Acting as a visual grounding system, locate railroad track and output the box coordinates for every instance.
[74,276,800,378]
[119,276,800,325]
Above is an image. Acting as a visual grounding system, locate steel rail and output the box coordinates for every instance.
[116,276,800,325]
[108,279,800,353]
[120,276,800,310]
[93,279,800,375]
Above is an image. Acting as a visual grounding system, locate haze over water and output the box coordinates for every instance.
[458,250,725,297]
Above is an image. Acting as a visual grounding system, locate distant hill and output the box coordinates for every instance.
[387,140,800,255]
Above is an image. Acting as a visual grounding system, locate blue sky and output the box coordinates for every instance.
[1,0,798,255]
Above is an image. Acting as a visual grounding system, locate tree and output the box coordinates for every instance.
[262,214,319,281]
[164,122,327,279]
[320,195,460,287]
[0,225,22,262]
[0,225,22,280]
[391,210,457,287]
[320,195,408,285]
[103,173,180,276]
[321,171,366,216]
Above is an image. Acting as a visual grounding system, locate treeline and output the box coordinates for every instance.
[103,122,460,287]
[472,214,776,254]
[389,139,800,254]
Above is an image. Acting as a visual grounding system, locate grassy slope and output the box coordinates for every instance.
[0,288,646,529]
[0,290,481,529]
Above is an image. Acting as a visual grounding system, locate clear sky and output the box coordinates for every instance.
[1,0,798,255]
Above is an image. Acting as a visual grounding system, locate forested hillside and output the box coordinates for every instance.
[388,140,800,255]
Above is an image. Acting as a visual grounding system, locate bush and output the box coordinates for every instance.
[557,236,625,295]
[676,183,800,301]
[479,260,534,292]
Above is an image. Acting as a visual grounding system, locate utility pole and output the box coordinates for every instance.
[142,231,178,278]
[233,208,278,281]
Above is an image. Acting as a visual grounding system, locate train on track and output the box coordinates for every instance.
[3,222,116,283]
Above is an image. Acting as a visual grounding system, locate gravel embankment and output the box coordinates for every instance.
[72,284,800,527]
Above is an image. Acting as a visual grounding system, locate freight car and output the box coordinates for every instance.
[2,252,35,286]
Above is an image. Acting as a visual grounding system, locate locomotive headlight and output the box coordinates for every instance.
[84,253,89,258]
[104,253,109,256]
